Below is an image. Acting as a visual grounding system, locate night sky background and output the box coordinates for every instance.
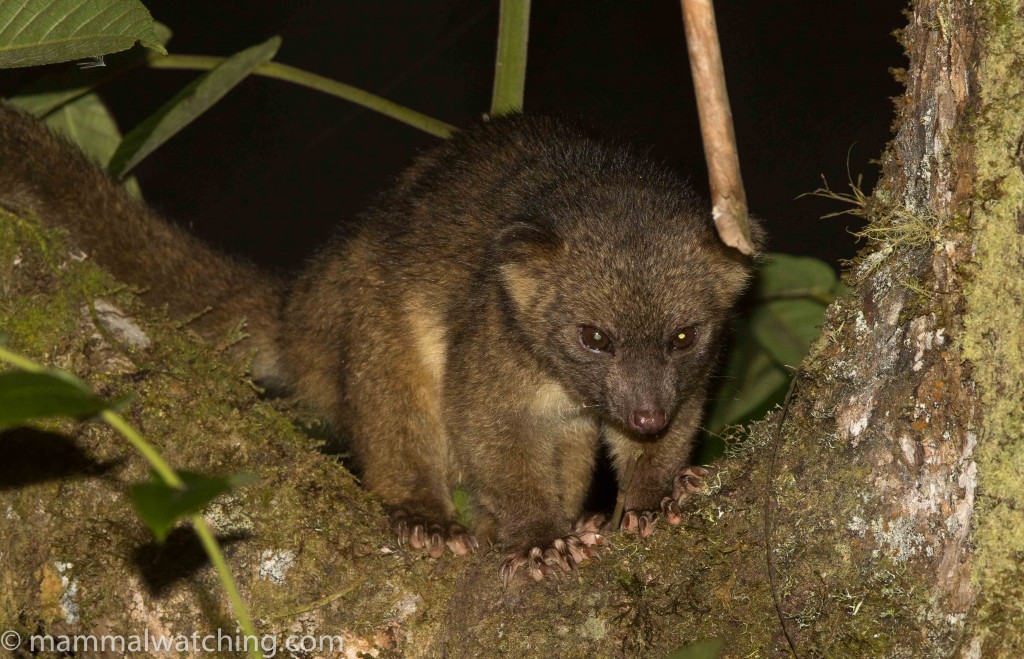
[2,0,907,274]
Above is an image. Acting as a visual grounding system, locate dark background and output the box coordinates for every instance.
[3,0,905,273]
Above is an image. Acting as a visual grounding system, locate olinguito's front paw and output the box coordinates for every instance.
[391,509,478,558]
[621,465,709,535]
[499,528,606,584]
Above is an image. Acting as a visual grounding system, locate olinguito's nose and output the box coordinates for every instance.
[628,408,667,434]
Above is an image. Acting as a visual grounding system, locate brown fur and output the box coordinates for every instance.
[0,104,284,381]
[0,106,762,566]
[279,115,762,556]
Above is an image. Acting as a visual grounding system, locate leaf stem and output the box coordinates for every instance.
[191,513,260,655]
[490,0,531,115]
[100,410,182,487]
[107,411,261,658]
[0,346,262,659]
[0,346,39,372]
[147,54,456,138]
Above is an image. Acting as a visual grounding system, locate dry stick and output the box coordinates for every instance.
[680,0,755,255]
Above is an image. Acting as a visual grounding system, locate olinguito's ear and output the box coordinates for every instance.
[493,218,563,312]
[493,218,562,263]
[712,213,768,304]
[746,214,768,258]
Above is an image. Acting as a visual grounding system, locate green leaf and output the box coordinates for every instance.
[700,253,837,459]
[701,324,790,462]
[44,92,123,162]
[109,35,281,178]
[0,0,166,69]
[0,369,108,427]
[129,471,255,542]
[5,21,172,117]
[706,348,790,432]
[667,638,724,659]
[43,91,143,197]
[757,253,839,302]
[749,298,828,368]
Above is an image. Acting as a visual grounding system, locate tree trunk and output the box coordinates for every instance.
[1,0,1021,656]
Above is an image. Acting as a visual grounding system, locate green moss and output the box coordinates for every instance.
[0,207,408,649]
[961,0,1024,653]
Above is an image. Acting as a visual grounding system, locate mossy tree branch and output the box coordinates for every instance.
[2,0,1021,655]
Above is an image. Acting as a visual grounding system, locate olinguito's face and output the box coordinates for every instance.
[539,249,729,436]
[569,321,703,434]
[500,204,752,437]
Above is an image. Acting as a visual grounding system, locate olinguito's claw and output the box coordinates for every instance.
[500,530,604,583]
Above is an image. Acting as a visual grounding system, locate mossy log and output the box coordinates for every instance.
[1,0,1021,656]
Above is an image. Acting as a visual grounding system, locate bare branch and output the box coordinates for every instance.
[680,0,755,255]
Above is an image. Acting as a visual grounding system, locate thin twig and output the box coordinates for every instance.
[764,370,801,657]
[268,583,360,621]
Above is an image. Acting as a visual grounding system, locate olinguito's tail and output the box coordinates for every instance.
[0,103,285,383]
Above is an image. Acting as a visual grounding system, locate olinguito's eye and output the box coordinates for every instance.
[671,326,697,350]
[579,325,613,353]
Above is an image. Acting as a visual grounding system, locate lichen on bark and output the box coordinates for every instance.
[961,0,1024,653]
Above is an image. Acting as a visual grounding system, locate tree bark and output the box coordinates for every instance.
[1,0,1022,656]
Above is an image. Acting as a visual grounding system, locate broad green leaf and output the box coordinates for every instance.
[5,22,172,117]
[129,471,255,542]
[700,253,837,461]
[46,93,120,158]
[750,298,827,368]
[667,638,724,659]
[0,0,166,69]
[0,369,108,427]
[706,348,789,432]
[701,325,790,462]
[757,253,839,302]
[109,36,281,178]
[43,92,143,197]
